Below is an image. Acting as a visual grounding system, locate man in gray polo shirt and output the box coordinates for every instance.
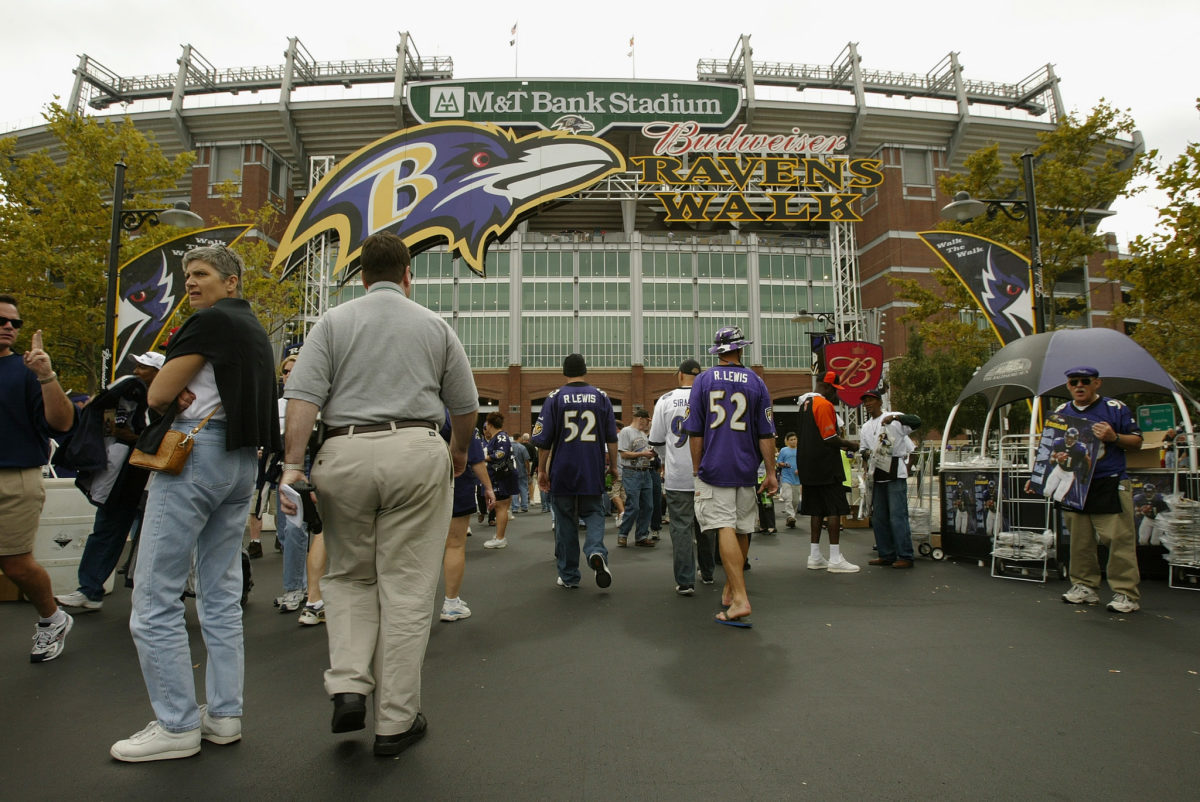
[616,407,656,548]
[281,232,478,757]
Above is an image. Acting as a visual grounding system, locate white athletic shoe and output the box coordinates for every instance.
[807,554,829,570]
[827,556,861,573]
[199,704,242,744]
[1106,593,1139,613]
[483,538,507,549]
[1061,583,1100,605]
[110,721,201,762]
[54,590,102,611]
[440,597,472,622]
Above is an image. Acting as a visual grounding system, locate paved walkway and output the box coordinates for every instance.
[2,508,1198,800]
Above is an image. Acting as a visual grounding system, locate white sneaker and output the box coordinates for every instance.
[199,704,242,744]
[30,613,73,663]
[440,597,472,622]
[298,603,326,626]
[556,577,579,589]
[110,721,201,762]
[807,554,829,570]
[1106,593,1140,613]
[827,556,861,573]
[483,538,507,549]
[1061,584,1100,605]
[54,590,102,611]
[274,589,306,612]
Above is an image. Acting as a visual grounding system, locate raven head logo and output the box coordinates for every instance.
[273,122,625,279]
[551,115,595,135]
[116,251,181,373]
[979,245,1034,338]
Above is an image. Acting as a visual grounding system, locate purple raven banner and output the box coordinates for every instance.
[113,225,251,380]
[272,121,626,281]
[918,231,1037,345]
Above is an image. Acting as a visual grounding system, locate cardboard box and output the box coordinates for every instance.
[1125,430,1167,470]
[0,573,25,602]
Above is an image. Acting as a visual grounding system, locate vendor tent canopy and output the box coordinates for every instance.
[955,328,1183,406]
[942,328,1196,466]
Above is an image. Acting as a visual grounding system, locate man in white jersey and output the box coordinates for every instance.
[649,359,714,594]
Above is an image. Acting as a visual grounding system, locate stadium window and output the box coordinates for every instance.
[269,156,288,198]
[901,150,932,186]
[210,145,242,187]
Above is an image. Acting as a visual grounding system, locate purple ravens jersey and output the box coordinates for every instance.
[530,382,618,495]
[441,412,486,514]
[1053,398,1140,478]
[683,363,776,487]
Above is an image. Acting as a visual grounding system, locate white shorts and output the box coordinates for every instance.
[693,478,758,534]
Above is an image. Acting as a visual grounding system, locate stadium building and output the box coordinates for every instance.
[11,34,1140,432]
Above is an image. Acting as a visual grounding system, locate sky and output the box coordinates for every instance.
[2,0,1196,248]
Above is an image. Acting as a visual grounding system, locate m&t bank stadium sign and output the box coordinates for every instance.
[408,79,741,136]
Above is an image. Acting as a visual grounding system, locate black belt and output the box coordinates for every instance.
[623,465,652,471]
[324,420,435,439]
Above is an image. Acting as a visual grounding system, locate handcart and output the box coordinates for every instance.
[909,446,943,560]
[990,434,1066,583]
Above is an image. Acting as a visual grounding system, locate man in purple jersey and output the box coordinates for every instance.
[684,326,777,628]
[1053,366,1143,613]
[531,353,619,590]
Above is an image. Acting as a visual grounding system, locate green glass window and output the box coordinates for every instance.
[579,251,630,278]
[759,317,810,370]
[578,315,631,367]
[643,316,695,369]
[455,316,508,369]
[521,315,574,367]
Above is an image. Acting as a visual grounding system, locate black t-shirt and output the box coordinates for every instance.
[166,298,281,453]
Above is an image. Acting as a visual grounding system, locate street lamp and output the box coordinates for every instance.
[939,150,1046,333]
[791,309,837,374]
[105,160,204,382]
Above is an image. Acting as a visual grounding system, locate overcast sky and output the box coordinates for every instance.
[3,0,1196,247]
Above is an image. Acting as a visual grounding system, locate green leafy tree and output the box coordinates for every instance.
[0,103,195,394]
[888,102,1152,426]
[1109,106,1200,392]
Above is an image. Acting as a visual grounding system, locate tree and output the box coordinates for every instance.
[938,102,1152,325]
[1109,106,1200,392]
[888,331,988,438]
[0,104,195,394]
[888,102,1153,427]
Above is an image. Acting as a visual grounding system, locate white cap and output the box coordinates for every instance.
[132,352,165,370]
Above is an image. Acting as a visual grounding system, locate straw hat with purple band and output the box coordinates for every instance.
[709,325,753,355]
[820,370,846,390]
[132,352,165,370]
[1064,366,1099,379]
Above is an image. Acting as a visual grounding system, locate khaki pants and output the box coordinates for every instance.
[1063,484,1140,601]
[311,427,452,736]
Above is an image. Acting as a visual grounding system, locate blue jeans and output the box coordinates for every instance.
[871,479,914,561]
[77,504,140,601]
[515,473,530,511]
[618,469,653,541]
[129,421,257,732]
[276,490,308,593]
[650,470,664,531]
[665,489,697,586]
[551,494,608,585]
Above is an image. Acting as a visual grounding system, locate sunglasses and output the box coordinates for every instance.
[1067,377,1094,387]
[0,316,23,329]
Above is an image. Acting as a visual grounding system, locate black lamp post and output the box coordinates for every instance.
[939,151,1046,333]
[791,309,837,373]
[104,160,204,382]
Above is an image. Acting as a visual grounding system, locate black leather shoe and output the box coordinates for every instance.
[331,692,367,733]
[374,713,427,756]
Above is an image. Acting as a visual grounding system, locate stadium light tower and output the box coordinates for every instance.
[940,151,1046,333]
[105,160,204,381]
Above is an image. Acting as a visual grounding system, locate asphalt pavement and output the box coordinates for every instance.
[2,507,1198,800]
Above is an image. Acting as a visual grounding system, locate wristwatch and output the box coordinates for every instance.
[281,463,305,471]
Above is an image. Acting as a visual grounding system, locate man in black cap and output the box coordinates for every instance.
[649,358,714,593]
[531,354,620,590]
[1053,366,1143,613]
[858,388,921,569]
